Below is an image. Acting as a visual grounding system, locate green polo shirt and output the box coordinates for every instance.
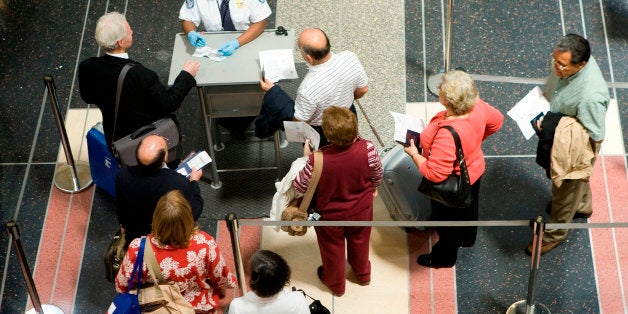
[544,57,610,141]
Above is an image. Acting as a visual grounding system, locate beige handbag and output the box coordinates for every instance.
[137,239,196,314]
[281,151,323,236]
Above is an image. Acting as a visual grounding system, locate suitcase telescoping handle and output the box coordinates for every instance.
[355,99,384,147]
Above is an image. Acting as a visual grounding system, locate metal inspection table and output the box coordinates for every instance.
[168,29,295,189]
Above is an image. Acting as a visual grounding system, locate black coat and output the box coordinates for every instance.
[115,166,204,242]
[535,111,565,178]
[78,54,196,149]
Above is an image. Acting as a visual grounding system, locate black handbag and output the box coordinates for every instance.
[418,125,472,208]
[292,287,330,314]
[110,64,180,167]
[104,229,127,282]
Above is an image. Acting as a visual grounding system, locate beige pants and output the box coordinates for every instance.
[544,142,600,242]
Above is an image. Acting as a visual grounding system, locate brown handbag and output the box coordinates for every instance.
[281,151,323,236]
[134,239,196,313]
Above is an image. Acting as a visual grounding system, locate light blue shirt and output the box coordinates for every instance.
[544,56,610,141]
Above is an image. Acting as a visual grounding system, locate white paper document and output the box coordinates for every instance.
[192,46,226,62]
[283,121,320,150]
[507,86,550,140]
[259,49,298,83]
[390,111,425,146]
[176,151,212,178]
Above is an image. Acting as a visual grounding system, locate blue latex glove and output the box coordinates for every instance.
[218,39,239,56]
[187,31,206,47]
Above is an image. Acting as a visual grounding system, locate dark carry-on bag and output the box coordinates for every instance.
[379,145,432,222]
[86,122,119,197]
[112,118,179,167]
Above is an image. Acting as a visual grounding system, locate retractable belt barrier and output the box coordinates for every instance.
[227,214,628,314]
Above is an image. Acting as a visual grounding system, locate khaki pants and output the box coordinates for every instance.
[544,142,600,242]
[544,178,592,242]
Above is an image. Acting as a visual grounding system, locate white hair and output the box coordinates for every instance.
[94,12,127,51]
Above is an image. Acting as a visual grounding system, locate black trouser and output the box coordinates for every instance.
[429,177,481,263]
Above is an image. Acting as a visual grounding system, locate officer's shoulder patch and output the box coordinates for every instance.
[185,0,194,9]
[258,0,266,3]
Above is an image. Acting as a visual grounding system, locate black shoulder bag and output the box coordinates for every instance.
[418,125,472,208]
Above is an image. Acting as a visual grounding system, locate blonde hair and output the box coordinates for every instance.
[440,70,478,115]
[95,12,127,51]
[152,190,198,248]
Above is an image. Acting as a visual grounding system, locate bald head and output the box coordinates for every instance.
[136,135,167,170]
[297,28,331,63]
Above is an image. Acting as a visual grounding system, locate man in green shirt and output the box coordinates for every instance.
[527,34,610,255]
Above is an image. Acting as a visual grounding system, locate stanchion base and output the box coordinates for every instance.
[427,72,444,96]
[26,304,65,314]
[507,300,550,314]
[211,180,223,190]
[53,161,93,193]
[214,143,225,152]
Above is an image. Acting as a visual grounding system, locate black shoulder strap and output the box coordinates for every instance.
[112,63,135,143]
[441,125,470,185]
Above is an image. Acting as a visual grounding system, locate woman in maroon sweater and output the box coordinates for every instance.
[294,106,383,296]
[404,70,503,268]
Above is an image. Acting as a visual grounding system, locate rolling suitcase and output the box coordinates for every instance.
[379,145,431,222]
[86,122,119,197]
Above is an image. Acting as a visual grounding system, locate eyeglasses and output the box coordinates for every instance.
[551,56,570,71]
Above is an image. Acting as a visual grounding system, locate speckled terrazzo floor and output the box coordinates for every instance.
[1,0,627,313]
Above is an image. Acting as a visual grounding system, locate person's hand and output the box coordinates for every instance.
[187,30,206,47]
[373,189,378,198]
[218,39,239,56]
[260,76,275,92]
[188,167,203,182]
[303,138,313,156]
[182,60,200,77]
[403,139,420,158]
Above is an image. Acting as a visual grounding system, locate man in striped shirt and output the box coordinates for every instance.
[260,28,369,146]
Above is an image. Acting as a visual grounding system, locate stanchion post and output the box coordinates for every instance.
[225,213,248,295]
[427,0,454,95]
[43,75,92,193]
[6,221,65,314]
[507,216,550,314]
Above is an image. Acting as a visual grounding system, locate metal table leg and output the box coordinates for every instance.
[273,131,283,180]
[198,86,222,189]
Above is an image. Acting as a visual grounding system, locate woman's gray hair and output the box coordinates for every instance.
[95,12,127,52]
[440,70,478,115]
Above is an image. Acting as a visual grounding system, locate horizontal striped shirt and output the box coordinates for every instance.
[294,51,368,126]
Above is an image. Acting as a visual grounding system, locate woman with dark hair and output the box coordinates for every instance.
[404,70,503,268]
[115,190,237,313]
[294,106,383,297]
[227,250,310,313]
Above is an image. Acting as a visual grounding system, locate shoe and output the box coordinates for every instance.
[525,239,563,256]
[573,212,592,219]
[358,280,370,286]
[416,254,455,268]
[317,266,344,297]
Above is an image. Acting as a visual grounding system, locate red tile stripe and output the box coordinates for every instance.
[29,168,94,313]
[408,230,457,313]
[590,156,628,312]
